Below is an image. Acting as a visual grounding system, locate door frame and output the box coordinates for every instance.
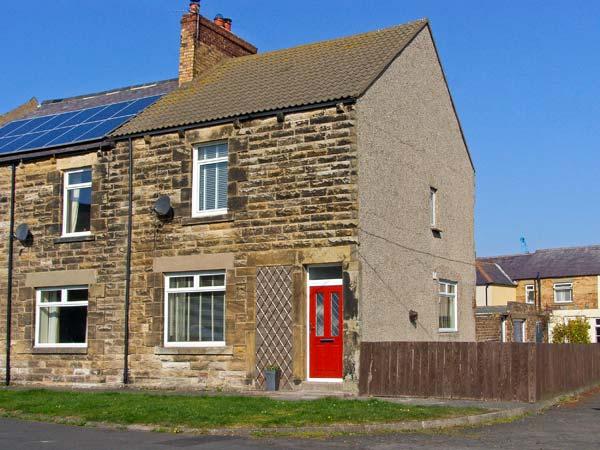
[306,265,344,383]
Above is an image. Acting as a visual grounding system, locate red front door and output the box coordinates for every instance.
[309,285,343,379]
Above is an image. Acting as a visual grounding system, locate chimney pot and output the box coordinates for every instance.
[214,14,225,27]
[189,0,200,14]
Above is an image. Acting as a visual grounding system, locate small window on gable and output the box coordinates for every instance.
[554,283,573,303]
[525,285,535,304]
[192,142,228,217]
[430,187,437,227]
[63,168,92,236]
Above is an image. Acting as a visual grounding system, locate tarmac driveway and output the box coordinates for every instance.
[0,392,598,449]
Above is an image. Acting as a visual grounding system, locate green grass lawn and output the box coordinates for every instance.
[0,389,485,430]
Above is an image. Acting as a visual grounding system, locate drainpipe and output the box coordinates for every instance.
[5,163,16,386]
[123,138,134,385]
[485,284,489,307]
[536,272,541,312]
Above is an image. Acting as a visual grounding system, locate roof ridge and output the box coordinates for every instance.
[480,244,600,260]
[478,253,531,260]
[534,244,600,253]
[41,78,177,105]
[210,18,428,66]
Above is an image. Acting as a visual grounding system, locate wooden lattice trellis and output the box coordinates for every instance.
[255,266,294,389]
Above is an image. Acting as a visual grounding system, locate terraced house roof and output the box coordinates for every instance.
[479,245,600,280]
[113,19,428,137]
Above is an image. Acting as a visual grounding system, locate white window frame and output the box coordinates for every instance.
[191,142,228,218]
[553,283,573,304]
[164,271,226,348]
[501,317,507,342]
[430,187,437,227]
[62,167,92,237]
[438,280,458,333]
[35,286,88,348]
[525,284,535,304]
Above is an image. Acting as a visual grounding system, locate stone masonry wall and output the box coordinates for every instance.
[126,106,359,390]
[0,151,130,386]
[0,105,360,389]
[515,277,599,311]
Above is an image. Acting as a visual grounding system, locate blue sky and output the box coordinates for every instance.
[1,1,598,256]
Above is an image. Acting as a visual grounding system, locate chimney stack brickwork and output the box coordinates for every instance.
[179,2,257,86]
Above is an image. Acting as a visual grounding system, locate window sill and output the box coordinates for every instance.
[438,329,458,334]
[154,346,233,356]
[54,235,95,244]
[182,214,233,226]
[431,226,443,238]
[31,347,88,355]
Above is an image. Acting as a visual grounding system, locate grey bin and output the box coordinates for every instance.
[264,369,280,391]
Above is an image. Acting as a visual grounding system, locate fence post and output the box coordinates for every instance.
[527,343,537,403]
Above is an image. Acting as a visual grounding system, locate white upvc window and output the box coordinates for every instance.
[438,280,458,332]
[192,142,228,218]
[164,271,226,347]
[35,286,88,348]
[430,187,437,227]
[62,168,92,237]
[554,283,573,303]
[525,285,535,304]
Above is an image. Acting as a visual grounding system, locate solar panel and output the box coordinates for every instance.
[0,95,162,156]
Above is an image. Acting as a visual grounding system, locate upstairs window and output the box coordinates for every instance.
[525,285,535,304]
[35,287,88,348]
[438,280,457,332]
[554,283,573,303]
[430,187,437,227]
[192,142,228,217]
[63,168,92,236]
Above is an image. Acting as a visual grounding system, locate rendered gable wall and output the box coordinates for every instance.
[356,26,476,342]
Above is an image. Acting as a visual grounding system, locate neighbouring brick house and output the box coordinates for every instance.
[475,261,548,343]
[479,246,600,343]
[0,1,476,391]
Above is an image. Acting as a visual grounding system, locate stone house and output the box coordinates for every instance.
[478,246,600,343]
[0,1,476,391]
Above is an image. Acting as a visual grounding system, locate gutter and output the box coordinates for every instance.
[123,138,134,385]
[110,98,356,142]
[5,163,16,385]
[0,141,109,165]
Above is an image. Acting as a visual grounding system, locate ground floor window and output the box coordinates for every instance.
[165,271,226,347]
[35,287,88,347]
[438,280,458,332]
[595,319,600,343]
[513,319,526,343]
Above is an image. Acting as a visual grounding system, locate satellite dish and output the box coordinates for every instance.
[15,223,32,243]
[153,195,173,219]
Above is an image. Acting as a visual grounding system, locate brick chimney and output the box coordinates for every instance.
[179,1,257,86]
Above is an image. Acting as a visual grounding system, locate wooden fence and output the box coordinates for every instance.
[359,342,600,402]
